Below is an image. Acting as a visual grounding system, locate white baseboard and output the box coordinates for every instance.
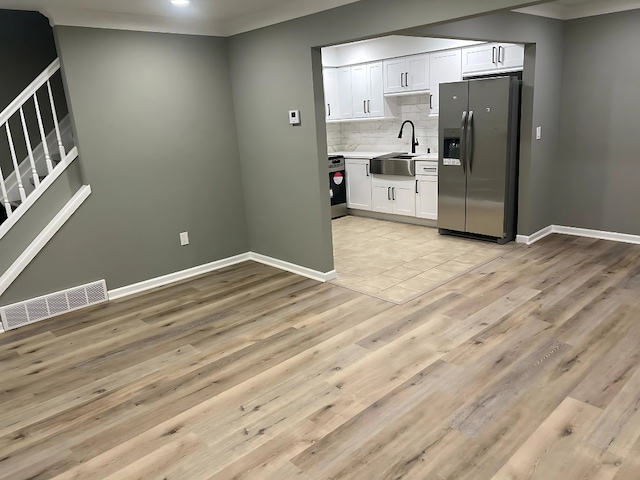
[516,225,554,245]
[0,184,91,298]
[107,251,336,301]
[553,225,640,244]
[108,252,252,300]
[517,225,640,246]
[248,252,337,282]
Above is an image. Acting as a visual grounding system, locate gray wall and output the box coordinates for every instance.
[554,10,640,235]
[1,27,249,305]
[407,11,565,236]
[0,9,68,177]
[228,0,547,274]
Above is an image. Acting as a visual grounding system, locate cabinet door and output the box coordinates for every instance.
[323,68,338,120]
[498,43,524,70]
[429,49,462,116]
[345,159,372,210]
[372,184,394,214]
[336,66,353,119]
[393,184,416,217]
[351,64,369,119]
[367,62,384,118]
[406,54,430,92]
[461,43,498,76]
[383,58,406,94]
[416,177,438,220]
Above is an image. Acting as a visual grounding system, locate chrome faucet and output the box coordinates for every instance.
[398,120,419,154]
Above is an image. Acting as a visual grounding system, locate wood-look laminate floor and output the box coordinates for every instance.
[1,234,640,479]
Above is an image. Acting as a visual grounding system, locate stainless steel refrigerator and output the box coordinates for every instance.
[438,76,520,244]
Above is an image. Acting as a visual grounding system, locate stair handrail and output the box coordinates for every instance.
[0,58,60,127]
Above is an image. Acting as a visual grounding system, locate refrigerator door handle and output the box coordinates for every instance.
[461,111,468,175]
[467,110,475,174]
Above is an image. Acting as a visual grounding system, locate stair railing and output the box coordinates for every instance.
[0,58,66,221]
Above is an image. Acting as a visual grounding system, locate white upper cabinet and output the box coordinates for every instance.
[323,68,338,120]
[383,58,406,94]
[383,53,430,94]
[351,64,369,119]
[323,67,353,120]
[429,49,462,116]
[351,61,385,119]
[335,66,353,119]
[367,62,384,117]
[461,43,524,76]
[461,44,499,75]
[498,43,525,70]
[406,54,430,91]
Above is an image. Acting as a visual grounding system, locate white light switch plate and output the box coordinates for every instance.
[180,232,189,246]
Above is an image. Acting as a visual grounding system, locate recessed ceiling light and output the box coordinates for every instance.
[171,0,190,6]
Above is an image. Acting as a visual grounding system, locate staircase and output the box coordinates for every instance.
[0,58,78,238]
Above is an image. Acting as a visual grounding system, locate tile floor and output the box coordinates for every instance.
[330,216,516,303]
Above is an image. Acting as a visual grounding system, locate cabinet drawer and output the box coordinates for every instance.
[415,161,438,176]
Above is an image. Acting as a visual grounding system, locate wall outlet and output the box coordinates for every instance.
[180,232,189,246]
[536,126,542,140]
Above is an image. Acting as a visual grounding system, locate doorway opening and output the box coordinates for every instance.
[321,35,524,303]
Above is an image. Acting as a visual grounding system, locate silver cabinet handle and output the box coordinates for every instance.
[492,46,497,64]
[367,100,370,113]
[400,73,405,88]
[429,94,433,109]
[363,100,366,114]
[392,187,396,201]
[405,72,409,88]
[327,103,331,116]
[415,179,419,194]
[499,46,504,63]
[366,164,369,176]
[387,187,391,200]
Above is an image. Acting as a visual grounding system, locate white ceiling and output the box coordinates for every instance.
[0,0,362,37]
[516,0,640,19]
[1,0,638,37]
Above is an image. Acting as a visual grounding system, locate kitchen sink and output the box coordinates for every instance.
[370,152,419,176]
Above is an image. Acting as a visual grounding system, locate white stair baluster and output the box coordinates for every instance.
[46,79,66,159]
[0,165,11,218]
[33,91,54,175]
[19,106,39,188]
[5,122,27,203]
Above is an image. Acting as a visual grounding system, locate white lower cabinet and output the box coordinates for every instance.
[372,184,393,214]
[371,176,416,217]
[416,176,438,220]
[345,159,372,210]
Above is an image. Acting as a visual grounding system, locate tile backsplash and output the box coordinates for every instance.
[327,94,438,154]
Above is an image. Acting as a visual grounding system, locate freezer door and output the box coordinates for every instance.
[438,81,469,233]
[465,77,513,238]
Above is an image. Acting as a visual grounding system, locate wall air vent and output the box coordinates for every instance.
[0,280,108,331]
